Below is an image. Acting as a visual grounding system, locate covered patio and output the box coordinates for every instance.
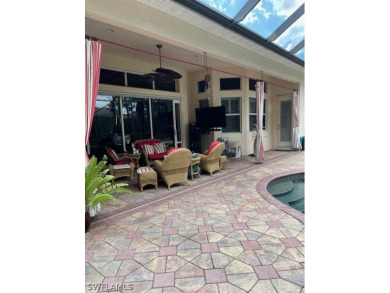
[86,150,304,292]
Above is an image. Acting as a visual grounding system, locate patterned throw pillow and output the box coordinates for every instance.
[136,167,153,174]
[154,142,165,154]
[142,144,154,154]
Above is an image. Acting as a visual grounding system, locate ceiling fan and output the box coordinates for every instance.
[143,44,182,83]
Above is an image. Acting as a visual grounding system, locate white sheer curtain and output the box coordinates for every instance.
[292,90,301,150]
[85,39,102,164]
[255,80,265,162]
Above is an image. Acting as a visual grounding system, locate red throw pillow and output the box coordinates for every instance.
[207,142,220,155]
[167,147,185,155]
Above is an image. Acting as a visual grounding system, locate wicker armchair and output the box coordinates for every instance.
[195,142,225,176]
[153,148,192,190]
[105,146,134,165]
[134,139,166,166]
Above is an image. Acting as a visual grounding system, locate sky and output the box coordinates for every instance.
[198,0,305,60]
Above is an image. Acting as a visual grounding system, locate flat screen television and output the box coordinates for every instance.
[195,106,226,130]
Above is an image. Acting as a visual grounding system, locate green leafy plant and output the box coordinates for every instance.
[85,156,130,214]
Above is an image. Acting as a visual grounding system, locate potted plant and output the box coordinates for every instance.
[85,156,130,232]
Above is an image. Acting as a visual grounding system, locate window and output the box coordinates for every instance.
[220,77,241,90]
[99,69,126,86]
[221,97,241,133]
[249,79,267,93]
[198,80,206,93]
[249,97,266,131]
[126,73,153,89]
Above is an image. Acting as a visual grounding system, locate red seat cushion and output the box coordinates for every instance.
[136,139,162,151]
[148,153,166,160]
[167,147,185,155]
[207,142,220,155]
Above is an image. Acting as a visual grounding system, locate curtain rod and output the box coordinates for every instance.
[94,37,297,92]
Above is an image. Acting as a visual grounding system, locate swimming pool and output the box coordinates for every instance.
[266,173,304,213]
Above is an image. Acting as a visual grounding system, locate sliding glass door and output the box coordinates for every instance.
[88,95,182,159]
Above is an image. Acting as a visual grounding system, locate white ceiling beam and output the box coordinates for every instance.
[232,0,261,23]
[289,40,304,55]
[267,3,304,42]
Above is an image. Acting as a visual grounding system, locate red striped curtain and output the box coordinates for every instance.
[255,80,265,162]
[85,39,102,164]
[292,90,301,149]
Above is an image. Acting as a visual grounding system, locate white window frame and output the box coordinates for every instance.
[249,97,267,131]
[221,97,241,133]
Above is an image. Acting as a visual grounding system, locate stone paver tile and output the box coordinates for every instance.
[190,233,208,244]
[89,242,118,257]
[217,237,241,247]
[98,276,125,292]
[126,230,143,239]
[175,262,204,278]
[135,241,160,253]
[168,235,187,246]
[233,223,249,230]
[191,253,213,269]
[257,235,282,245]
[159,246,177,257]
[228,230,248,241]
[253,265,279,280]
[85,266,105,287]
[114,249,135,260]
[177,248,201,262]
[197,283,219,293]
[255,250,279,266]
[205,269,227,284]
[153,272,174,288]
[278,269,305,287]
[217,282,246,293]
[271,278,302,293]
[104,225,128,235]
[206,232,224,243]
[145,256,167,273]
[175,277,205,293]
[178,229,198,238]
[148,288,163,293]
[225,259,254,275]
[132,252,159,265]
[213,226,235,235]
[250,280,277,293]
[128,238,149,250]
[236,250,262,266]
[199,225,213,232]
[88,255,116,269]
[95,260,121,277]
[256,208,270,214]
[166,214,180,220]
[242,240,262,251]
[166,255,188,273]
[211,252,234,269]
[248,224,270,234]
[177,239,200,250]
[281,247,305,263]
[273,256,303,271]
[280,238,303,248]
[226,210,240,216]
[116,259,142,276]
[279,227,300,238]
[152,236,170,247]
[197,212,209,218]
[243,230,263,241]
[142,232,163,242]
[201,243,219,253]
[219,246,244,258]
[261,243,286,255]
[227,273,258,292]
[264,228,286,239]
[266,221,284,228]
[92,234,107,241]
[163,228,178,236]
[124,267,154,283]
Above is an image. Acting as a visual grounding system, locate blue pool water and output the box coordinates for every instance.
[267,173,304,213]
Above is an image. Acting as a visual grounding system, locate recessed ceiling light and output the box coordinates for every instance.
[105,29,114,33]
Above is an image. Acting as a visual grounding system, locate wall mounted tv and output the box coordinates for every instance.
[195,106,226,131]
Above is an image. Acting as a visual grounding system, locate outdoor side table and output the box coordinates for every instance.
[190,157,201,180]
[128,153,141,168]
[137,167,158,191]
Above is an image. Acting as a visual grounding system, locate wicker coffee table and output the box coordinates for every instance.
[137,167,158,191]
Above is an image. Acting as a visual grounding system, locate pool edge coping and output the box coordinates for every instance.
[256,169,305,224]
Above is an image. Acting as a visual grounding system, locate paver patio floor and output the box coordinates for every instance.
[86,151,304,293]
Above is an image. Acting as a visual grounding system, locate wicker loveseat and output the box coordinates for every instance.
[134,139,167,166]
[153,148,192,190]
[195,142,225,176]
